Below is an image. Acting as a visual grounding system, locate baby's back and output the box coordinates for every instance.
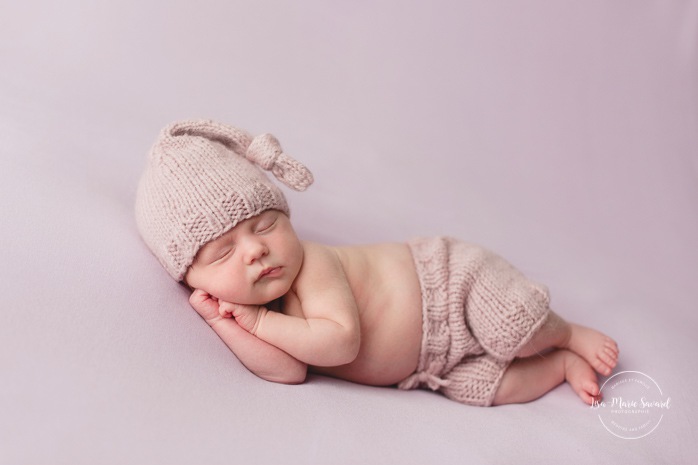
[309,242,423,385]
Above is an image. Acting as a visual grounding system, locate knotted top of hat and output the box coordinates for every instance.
[164,120,313,191]
[134,119,313,281]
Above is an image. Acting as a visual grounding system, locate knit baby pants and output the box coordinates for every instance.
[397,237,550,406]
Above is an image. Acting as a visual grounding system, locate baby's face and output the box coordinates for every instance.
[185,210,303,305]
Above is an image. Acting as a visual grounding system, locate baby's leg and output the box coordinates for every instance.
[492,349,599,405]
[517,311,619,376]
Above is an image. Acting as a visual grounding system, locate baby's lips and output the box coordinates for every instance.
[257,266,282,281]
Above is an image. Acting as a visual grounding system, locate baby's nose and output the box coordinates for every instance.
[244,239,268,264]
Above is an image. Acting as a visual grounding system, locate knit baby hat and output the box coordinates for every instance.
[135,119,313,281]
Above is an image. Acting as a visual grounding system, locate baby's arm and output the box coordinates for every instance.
[189,289,307,384]
[229,244,361,367]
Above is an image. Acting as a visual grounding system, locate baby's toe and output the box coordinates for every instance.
[593,358,613,376]
[578,381,600,405]
[604,339,619,354]
[585,380,600,397]
[600,348,618,365]
[603,346,618,363]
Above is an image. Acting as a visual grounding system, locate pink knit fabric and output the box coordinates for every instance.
[398,237,550,406]
[135,120,313,281]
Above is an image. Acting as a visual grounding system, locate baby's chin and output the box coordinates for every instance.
[261,281,294,305]
[230,290,288,308]
[216,276,294,306]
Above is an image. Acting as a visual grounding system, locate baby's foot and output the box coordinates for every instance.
[565,323,619,376]
[562,350,600,405]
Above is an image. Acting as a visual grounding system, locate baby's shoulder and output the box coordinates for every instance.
[297,241,346,279]
[291,242,353,299]
[300,240,339,261]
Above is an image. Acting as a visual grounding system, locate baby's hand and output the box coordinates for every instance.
[218,301,266,335]
[189,289,224,326]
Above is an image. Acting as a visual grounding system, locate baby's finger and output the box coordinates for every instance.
[189,288,210,303]
[218,300,237,318]
[219,306,234,318]
[189,289,220,314]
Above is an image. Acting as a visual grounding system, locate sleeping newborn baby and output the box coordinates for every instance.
[135,120,619,406]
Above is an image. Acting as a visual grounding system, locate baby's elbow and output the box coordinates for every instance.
[286,363,308,384]
[263,363,308,385]
[276,370,307,385]
[336,327,361,365]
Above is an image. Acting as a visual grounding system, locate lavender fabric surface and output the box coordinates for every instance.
[1,1,696,463]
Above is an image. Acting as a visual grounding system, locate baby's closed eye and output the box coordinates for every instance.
[255,217,277,233]
[214,247,234,262]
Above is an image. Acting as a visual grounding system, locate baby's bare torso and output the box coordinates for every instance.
[307,243,423,385]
